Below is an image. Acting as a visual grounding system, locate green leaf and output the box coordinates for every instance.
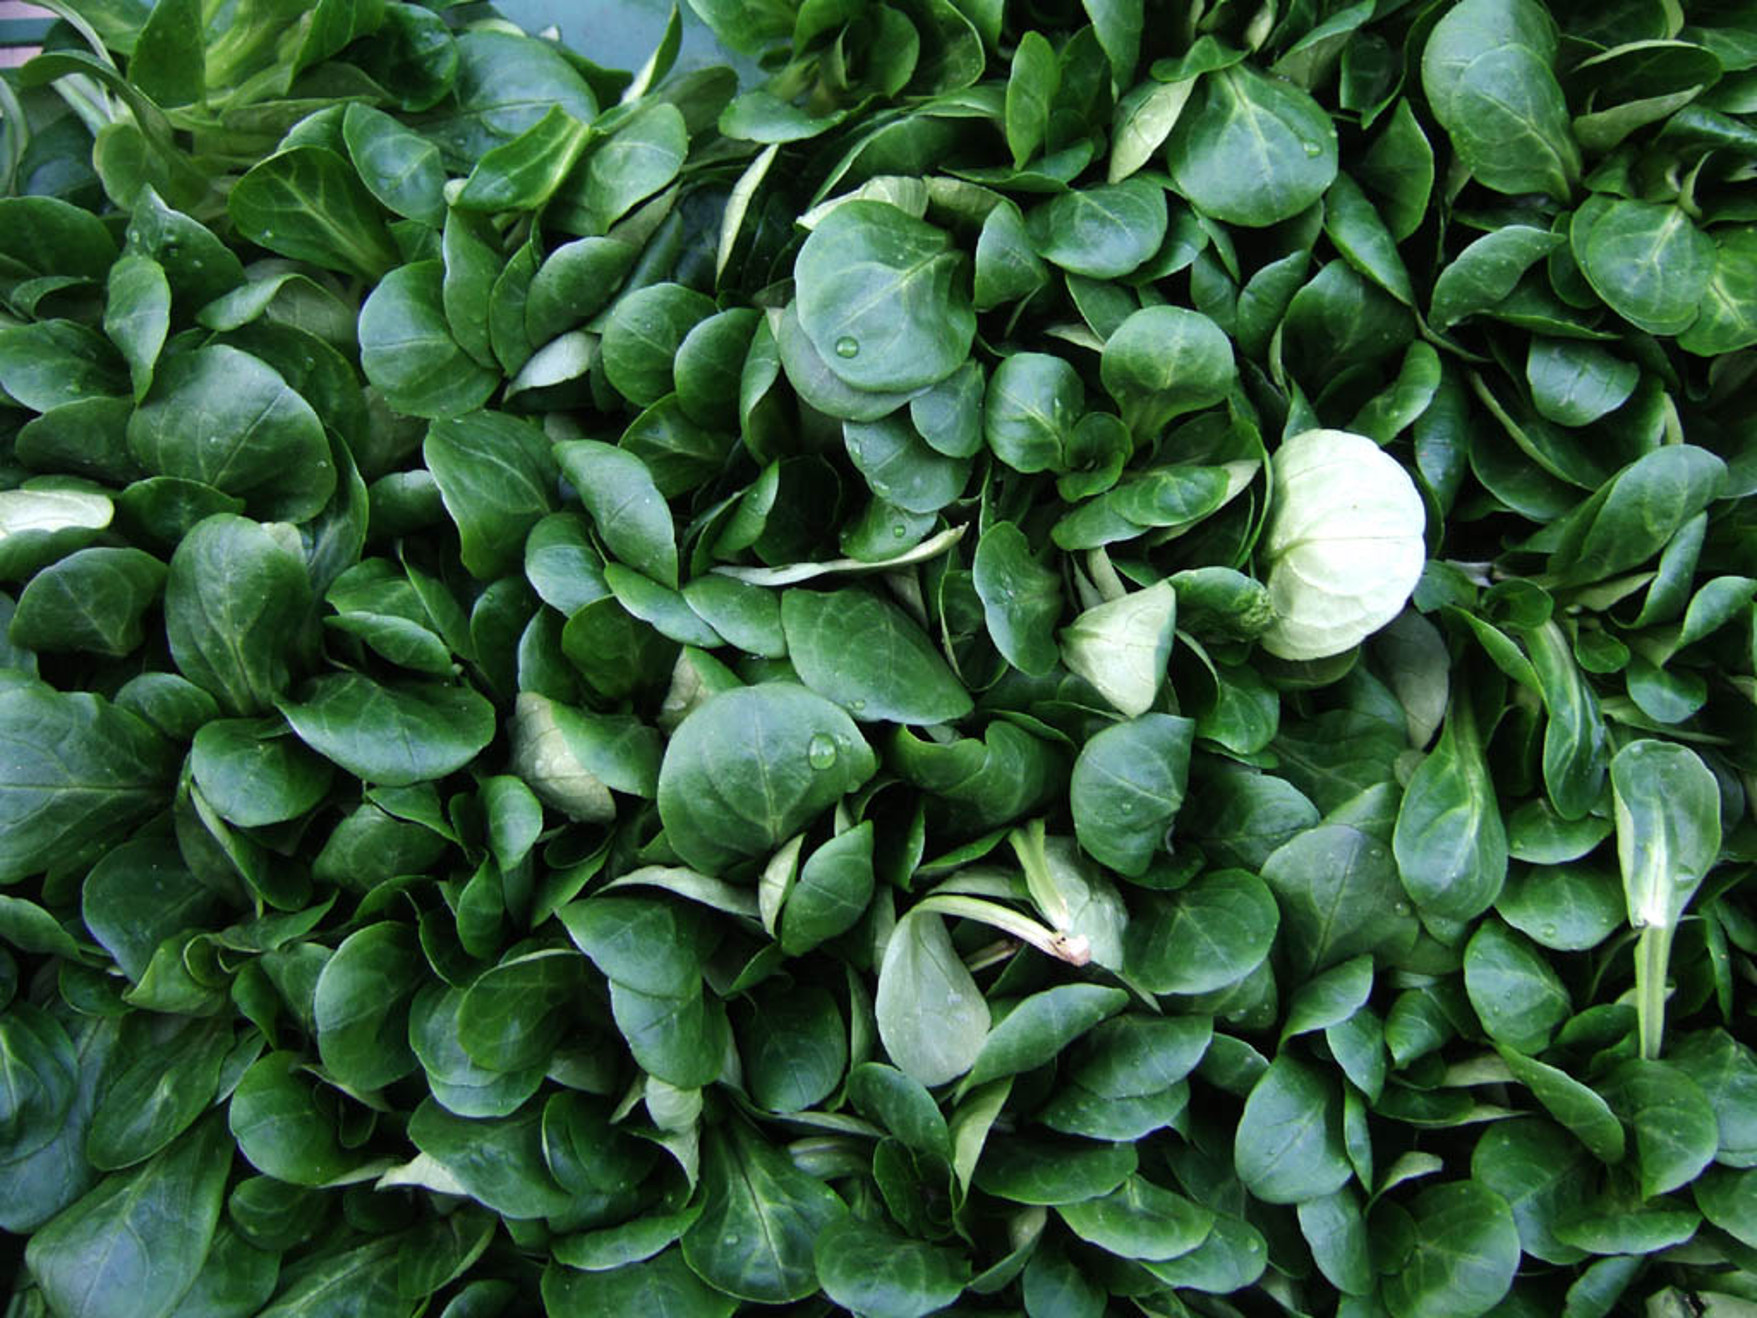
[781,587,973,725]
[313,922,421,1090]
[1613,737,1722,1059]
[973,1136,1137,1205]
[359,263,500,421]
[542,1251,734,1318]
[423,409,557,579]
[81,839,222,982]
[848,1062,950,1156]
[1323,172,1414,306]
[794,200,975,393]
[1281,954,1373,1042]
[1463,919,1571,1054]
[1671,1029,1757,1169]
[0,1005,78,1161]
[1069,713,1195,876]
[342,103,446,227]
[0,682,175,885]
[601,283,716,409]
[1057,1174,1214,1260]
[229,147,399,281]
[1380,1182,1521,1318]
[875,910,990,1087]
[843,413,972,514]
[1496,861,1630,955]
[656,684,878,873]
[456,949,582,1072]
[985,350,1083,475]
[190,718,334,828]
[972,521,1063,676]
[9,546,165,658]
[1058,581,1177,717]
[1694,1167,1757,1250]
[605,985,724,1086]
[1125,869,1278,994]
[965,984,1127,1087]
[1508,630,1598,827]
[1030,179,1168,279]
[1166,65,1338,226]
[279,674,495,787]
[1612,738,1721,933]
[1292,1186,1372,1300]
[741,984,847,1113]
[1420,0,1580,200]
[583,101,688,228]
[86,1020,230,1171]
[560,894,707,998]
[1142,1213,1268,1293]
[1679,227,1757,355]
[1470,1118,1592,1265]
[813,1216,970,1318]
[457,105,592,213]
[1005,31,1058,168]
[0,322,127,411]
[104,254,170,399]
[1261,824,1419,975]
[1572,198,1716,336]
[780,822,875,955]
[1526,340,1639,428]
[410,985,545,1119]
[407,1098,575,1219]
[128,346,333,522]
[1233,1056,1352,1205]
[1428,226,1561,331]
[511,692,661,822]
[1498,1046,1626,1163]
[681,1121,844,1304]
[26,1116,232,1318]
[1101,305,1236,439]
[974,201,1050,311]
[1603,1059,1720,1199]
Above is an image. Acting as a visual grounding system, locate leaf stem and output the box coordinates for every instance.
[1636,922,1673,1060]
[1007,818,1071,932]
[913,894,1090,966]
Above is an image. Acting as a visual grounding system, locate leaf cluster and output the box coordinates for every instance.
[2,0,1756,1314]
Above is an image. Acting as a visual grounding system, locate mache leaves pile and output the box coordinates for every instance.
[3,0,1757,1313]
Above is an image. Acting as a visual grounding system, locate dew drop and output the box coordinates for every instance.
[834,336,860,359]
[850,698,866,711]
[1303,140,1323,157]
[892,524,907,537]
[1540,923,1558,940]
[807,733,839,770]
[1393,901,1412,916]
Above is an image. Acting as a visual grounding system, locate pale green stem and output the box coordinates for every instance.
[1086,548,1129,603]
[913,894,1090,966]
[1636,922,1674,1061]
[50,76,115,140]
[1007,818,1070,932]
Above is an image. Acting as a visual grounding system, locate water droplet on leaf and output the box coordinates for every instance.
[1303,140,1323,157]
[807,734,838,770]
[834,336,860,358]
